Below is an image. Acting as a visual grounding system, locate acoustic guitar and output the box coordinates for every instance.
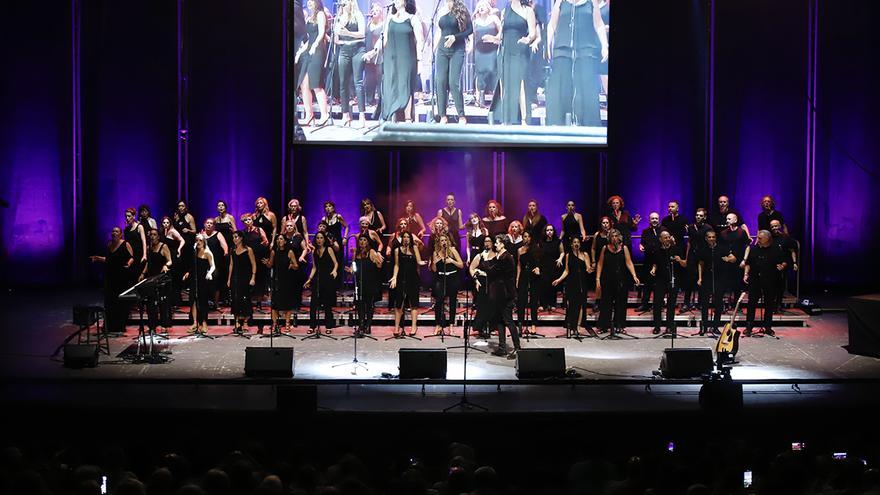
[715,291,746,364]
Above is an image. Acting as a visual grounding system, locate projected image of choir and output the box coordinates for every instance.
[293,0,609,129]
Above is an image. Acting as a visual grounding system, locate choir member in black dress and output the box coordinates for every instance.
[758,195,785,232]
[553,236,595,337]
[637,212,661,311]
[202,218,229,309]
[437,193,465,252]
[89,227,134,335]
[284,199,309,246]
[482,235,521,357]
[430,233,464,335]
[503,221,525,264]
[389,231,424,337]
[545,0,607,126]
[316,220,342,254]
[560,200,588,252]
[379,0,424,123]
[305,231,339,334]
[661,201,688,247]
[268,234,299,333]
[124,208,148,282]
[595,229,640,336]
[183,235,216,335]
[347,235,384,335]
[696,229,725,334]
[254,197,278,244]
[538,223,565,310]
[141,229,174,334]
[590,216,612,269]
[161,216,185,306]
[138,204,158,231]
[334,0,368,128]
[466,213,489,264]
[241,213,270,304]
[426,216,449,256]
[649,230,686,335]
[359,216,385,253]
[742,231,788,337]
[295,0,331,127]
[770,219,798,307]
[516,229,540,335]
[321,201,349,246]
[214,200,237,260]
[483,200,509,238]
[228,231,257,334]
[473,0,501,107]
[605,195,640,252]
[402,200,427,238]
[522,199,548,237]
[720,212,751,293]
[281,220,308,324]
[470,235,496,338]
[486,0,537,125]
[361,198,387,235]
[434,0,473,124]
[173,201,197,277]
[682,208,713,312]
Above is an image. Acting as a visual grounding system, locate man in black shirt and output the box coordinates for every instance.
[743,230,788,337]
[696,229,726,334]
[661,200,688,247]
[757,195,785,232]
[683,208,713,311]
[487,235,521,358]
[710,195,748,235]
[637,212,662,311]
[650,231,686,335]
[770,219,798,309]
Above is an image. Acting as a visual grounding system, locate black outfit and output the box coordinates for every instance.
[488,251,520,352]
[682,222,713,307]
[538,237,562,308]
[546,0,602,126]
[367,210,384,233]
[337,18,367,115]
[651,244,683,333]
[271,246,296,311]
[324,215,345,246]
[309,248,337,329]
[189,255,211,326]
[697,243,726,331]
[710,208,741,232]
[758,209,785,232]
[744,244,786,335]
[144,246,173,330]
[467,230,487,263]
[287,233,307,312]
[484,217,509,239]
[354,254,381,332]
[433,258,460,328]
[174,214,196,275]
[205,232,226,302]
[284,214,308,239]
[440,207,463,251]
[516,246,540,328]
[436,13,472,119]
[504,235,524,265]
[638,225,662,308]
[473,20,499,93]
[490,6,531,124]
[104,242,133,334]
[563,253,591,331]
[230,249,254,319]
[392,247,420,309]
[592,232,609,263]
[364,21,384,105]
[299,20,328,88]
[597,246,629,331]
[471,253,495,337]
[561,213,581,251]
[607,209,638,252]
[381,17,419,121]
[125,225,145,286]
[772,232,798,306]
[523,214,548,237]
[718,227,750,292]
[661,214,689,247]
[244,228,269,298]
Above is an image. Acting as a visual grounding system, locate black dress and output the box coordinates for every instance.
[484,217,509,239]
[516,247,540,327]
[174,214,195,274]
[272,246,296,311]
[440,208,463,251]
[563,254,590,330]
[145,246,173,329]
[124,225,144,285]
[288,233,307,311]
[597,246,629,330]
[719,227,750,292]
[325,214,345,245]
[230,249,254,318]
[433,259,460,328]
[471,253,495,336]
[105,242,133,334]
[467,230,487,264]
[380,16,419,121]
[474,20,499,92]
[523,214,547,237]
[354,254,381,329]
[205,232,226,299]
[504,235,524,265]
[245,227,269,298]
[367,210,384,233]
[190,255,211,325]
[539,237,561,308]
[546,0,602,126]
[393,248,420,309]
[254,213,276,242]
[561,213,581,251]
[309,247,337,329]
[491,6,531,124]
[299,20,327,88]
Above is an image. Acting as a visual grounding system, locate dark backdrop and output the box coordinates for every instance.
[1,0,878,290]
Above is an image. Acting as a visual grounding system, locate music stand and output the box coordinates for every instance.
[129,274,172,363]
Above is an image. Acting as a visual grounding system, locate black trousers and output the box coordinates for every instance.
[435,46,466,118]
[471,285,491,336]
[493,298,521,351]
[338,43,366,114]
[639,267,655,307]
[652,280,678,331]
[746,279,778,332]
[699,281,725,329]
[517,278,539,327]
[597,283,628,330]
[309,282,336,329]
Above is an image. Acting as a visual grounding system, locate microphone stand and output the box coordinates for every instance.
[444,270,487,412]
[425,255,461,342]
[342,259,377,341]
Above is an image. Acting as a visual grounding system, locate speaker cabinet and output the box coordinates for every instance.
[64,344,99,368]
[398,348,447,379]
[244,347,294,377]
[659,348,713,378]
[516,348,566,379]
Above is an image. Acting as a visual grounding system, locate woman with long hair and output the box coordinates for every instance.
[465,212,489,264]
[268,234,299,333]
[183,234,216,335]
[161,215,185,306]
[379,0,424,122]
[516,229,539,335]
[605,195,640,252]
[305,231,339,334]
[485,0,537,124]
[389,230,424,337]
[522,199,548,237]
[361,198,387,234]
[254,197,278,243]
[320,201,349,246]
[228,230,257,335]
[402,200,426,238]
[241,213,270,304]
[295,0,332,127]
[434,0,473,124]
[335,0,368,127]
[363,2,386,106]
[430,233,464,335]
[504,220,525,264]
[552,236,595,337]
[89,227,134,335]
[347,234,384,335]
[469,234,496,338]
[538,223,565,310]
[123,208,147,282]
[596,228,639,336]
[590,215,612,270]
[472,0,501,107]
[214,200,237,267]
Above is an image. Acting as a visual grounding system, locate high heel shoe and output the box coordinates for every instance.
[341,118,352,127]
[315,116,333,127]
[298,115,315,126]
